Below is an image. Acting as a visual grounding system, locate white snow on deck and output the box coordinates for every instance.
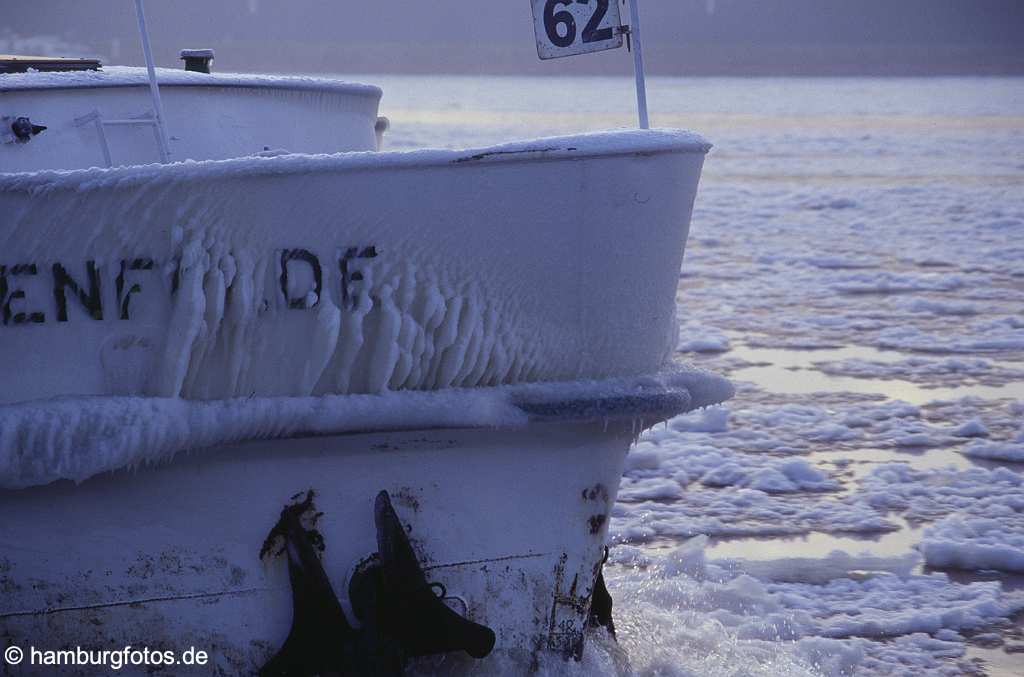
[0,127,709,183]
[0,65,383,97]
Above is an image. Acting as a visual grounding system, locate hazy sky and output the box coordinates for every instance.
[6,1,1023,75]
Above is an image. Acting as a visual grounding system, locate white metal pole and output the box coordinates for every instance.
[627,0,650,129]
[133,0,171,162]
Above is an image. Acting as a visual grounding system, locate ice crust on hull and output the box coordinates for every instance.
[0,369,732,672]
[0,130,707,405]
[0,367,733,490]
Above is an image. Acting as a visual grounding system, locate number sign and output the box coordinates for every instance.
[531,0,623,60]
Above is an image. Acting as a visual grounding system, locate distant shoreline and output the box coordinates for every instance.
[61,42,1024,78]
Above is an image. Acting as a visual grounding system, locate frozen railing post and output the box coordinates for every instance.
[133,0,171,162]
[530,0,650,129]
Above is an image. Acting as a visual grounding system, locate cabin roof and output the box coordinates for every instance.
[0,65,381,99]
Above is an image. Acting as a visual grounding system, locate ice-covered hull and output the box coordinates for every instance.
[0,424,622,672]
[0,374,732,674]
[0,87,716,668]
[0,130,707,404]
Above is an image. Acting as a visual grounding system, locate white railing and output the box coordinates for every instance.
[74,110,168,168]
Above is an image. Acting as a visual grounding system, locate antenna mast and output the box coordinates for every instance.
[133,0,172,162]
[627,0,649,129]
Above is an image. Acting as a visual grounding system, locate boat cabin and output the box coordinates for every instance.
[0,57,384,172]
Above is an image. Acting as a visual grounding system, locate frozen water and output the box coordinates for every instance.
[963,441,1024,463]
[581,541,1024,677]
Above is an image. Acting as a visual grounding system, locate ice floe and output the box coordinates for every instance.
[961,440,1024,462]
[594,540,1024,677]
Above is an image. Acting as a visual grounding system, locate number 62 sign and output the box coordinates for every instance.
[531,0,624,60]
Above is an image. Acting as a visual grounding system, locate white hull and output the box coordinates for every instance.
[0,371,733,672]
[1,419,633,673]
[0,130,707,405]
[0,70,719,672]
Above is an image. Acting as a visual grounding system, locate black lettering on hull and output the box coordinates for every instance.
[340,246,378,310]
[1,264,45,325]
[2,245,380,328]
[280,249,323,309]
[53,261,103,322]
[116,258,155,320]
